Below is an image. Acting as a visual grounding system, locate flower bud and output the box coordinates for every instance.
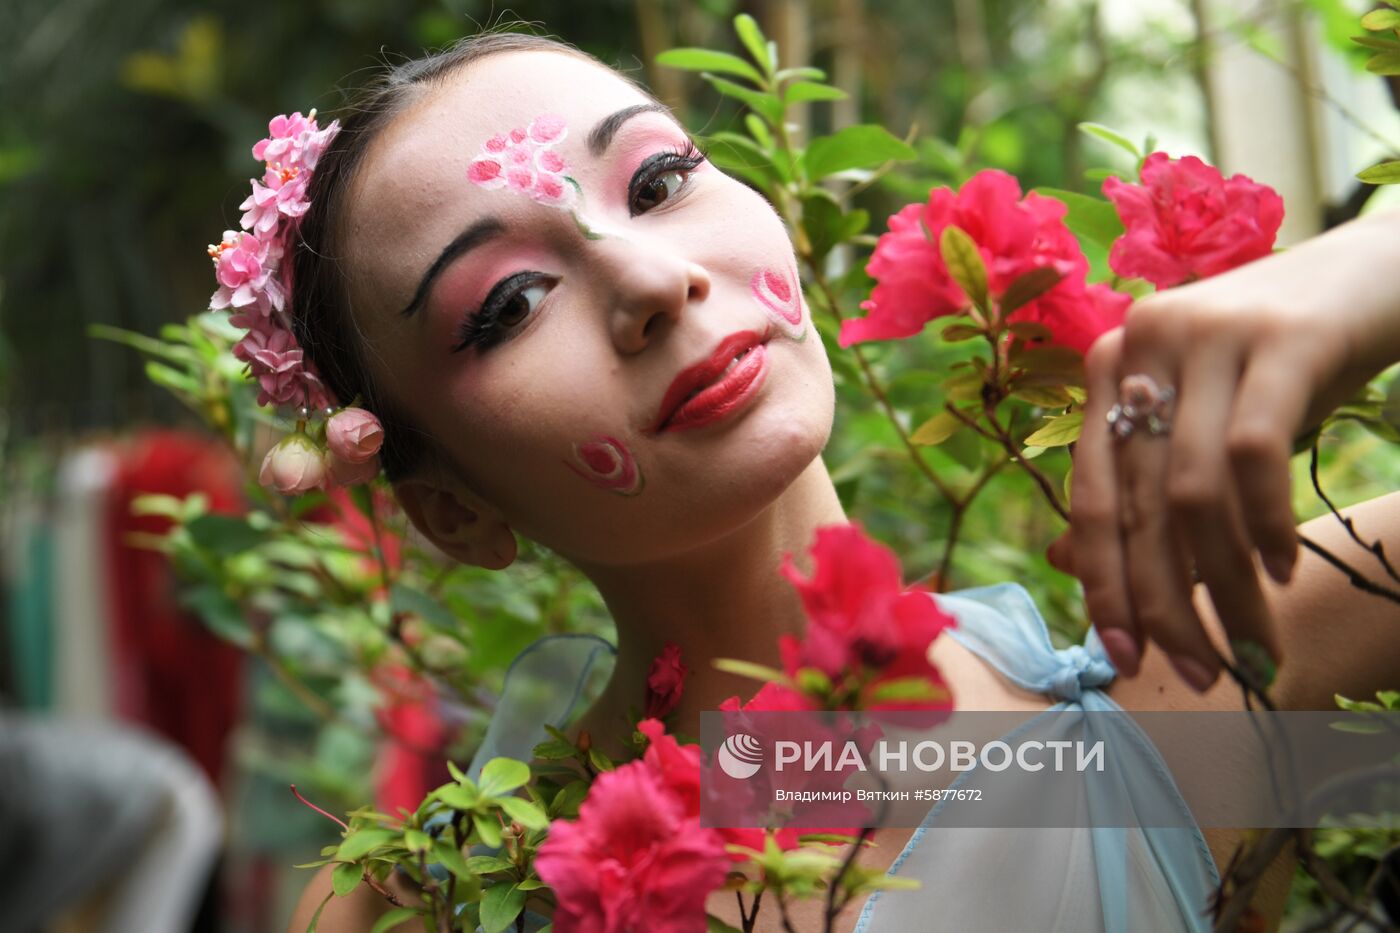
[326,407,385,463]
[258,432,328,495]
[327,450,380,487]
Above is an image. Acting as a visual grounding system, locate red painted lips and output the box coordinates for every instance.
[649,329,771,434]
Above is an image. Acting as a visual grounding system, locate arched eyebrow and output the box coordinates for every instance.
[399,217,505,320]
[588,103,675,156]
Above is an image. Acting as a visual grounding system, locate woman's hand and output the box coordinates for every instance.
[1056,208,1400,691]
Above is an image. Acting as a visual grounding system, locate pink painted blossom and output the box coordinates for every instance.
[1102,152,1284,288]
[644,643,689,720]
[528,113,568,145]
[467,157,505,189]
[326,407,385,464]
[534,754,730,933]
[840,170,1121,354]
[259,433,328,495]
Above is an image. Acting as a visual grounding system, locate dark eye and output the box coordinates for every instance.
[451,273,555,354]
[627,142,705,217]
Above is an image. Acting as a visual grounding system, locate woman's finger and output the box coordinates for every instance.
[1229,350,1311,591]
[1116,363,1220,691]
[1069,329,1142,676]
[1165,342,1277,680]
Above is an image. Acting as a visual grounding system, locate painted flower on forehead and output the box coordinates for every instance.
[467,113,577,209]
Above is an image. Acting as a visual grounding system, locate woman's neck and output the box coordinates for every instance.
[571,456,846,745]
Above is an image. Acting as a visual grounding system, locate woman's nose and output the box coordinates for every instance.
[592,235,712,354]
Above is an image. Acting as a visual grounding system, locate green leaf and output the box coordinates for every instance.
[370,907,424,933]
[1358,160,1400,184]
[733,13,774,76]
[701,74,784,125]
[305,891,334,933]
[588,747,616,773]
[1011,385,1074,407]
[1008,320,1055,342]
[708,916,746,933]
[1366,50,1400,73]
[1033,187,1126,250]
[498,796,550,831]
[655,48,763,83]
[940,322,982,342]
[478,757,531,798]
[1361,9,1400,30]
[911,411,962,446]
[803,124,915,179]
[331,861,362,897]
[474,813,503,849]
[145,360,198,395]
[390,582,459,632]
[775,66,826,82]
[1023,411,1084,448]
[1077,122,1141,159]
[712,657,789,684]
[1000,267,1064,316]
[864,677,950,705]
[480,883,526,933]
[433,838,473,880]
[531,738,579,760]
[940,225,989,312]
[446,760,468,784]
[467,854,515,873]
[403,828,432,853]
[1351,33,1400,51]
[335,828,397,862]
[435,783,477,810]
[784,80,848,103]
[697,132,779,186]
[186,514,265,555]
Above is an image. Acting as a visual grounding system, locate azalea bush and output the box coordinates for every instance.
[96,8,1400,933]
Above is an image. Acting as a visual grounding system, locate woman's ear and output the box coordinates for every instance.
[393,474,517,570]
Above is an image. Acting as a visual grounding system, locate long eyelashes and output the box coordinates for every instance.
[452,139,706,355]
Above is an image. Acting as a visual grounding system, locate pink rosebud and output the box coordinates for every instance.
[1102,152,1284,289]
[644,643,689,720]
[327,450,380,487]
[326,407,385,464]
[258,433,328,495]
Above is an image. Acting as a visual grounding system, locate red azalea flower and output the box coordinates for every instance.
[644,642,689,720]
[1102,152,1283,289]
[536,720,730,932]
[841,170,1123,353]
[778,523,955,711]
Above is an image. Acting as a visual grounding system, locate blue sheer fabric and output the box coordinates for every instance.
[467,583,1220,932]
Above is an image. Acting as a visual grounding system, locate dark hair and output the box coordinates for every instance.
[290,32,603,484]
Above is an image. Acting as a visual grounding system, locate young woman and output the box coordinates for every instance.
[282,32,1400,932]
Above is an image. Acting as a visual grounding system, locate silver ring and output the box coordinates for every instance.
[1106,373,1176,440]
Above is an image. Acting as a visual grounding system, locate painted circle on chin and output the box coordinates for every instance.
[563,435,644,496]
[750,264,807,341]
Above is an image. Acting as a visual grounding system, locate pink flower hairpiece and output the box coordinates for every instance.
[207,109,385,495]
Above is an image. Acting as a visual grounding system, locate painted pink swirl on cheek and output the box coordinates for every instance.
[750,264,806,340]
[563,435,644,496]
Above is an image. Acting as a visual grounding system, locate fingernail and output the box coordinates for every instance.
[1099,629,1140,677]
[1169,654,1217,693]
[1230,638,1278,690]
[1263,551,1294,584]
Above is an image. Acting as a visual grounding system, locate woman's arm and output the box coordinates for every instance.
[1065,206,1400,692]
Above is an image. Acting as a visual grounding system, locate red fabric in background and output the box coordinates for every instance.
[102,428,247,786]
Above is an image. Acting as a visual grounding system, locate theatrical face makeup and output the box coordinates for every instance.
[341,51,836,565]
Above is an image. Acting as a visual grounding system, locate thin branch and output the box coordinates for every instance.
[1310,443,1400,586]
[1300,535,1400,606]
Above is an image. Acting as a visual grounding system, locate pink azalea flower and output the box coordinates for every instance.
[258,433,328,495]
[1102,152,1284,288]
[252,112,313,164]
[326,407,385,464]
[535,754,730,933]
[840,170,1120,354]
[777,523,955,712]
[644,643,690,720]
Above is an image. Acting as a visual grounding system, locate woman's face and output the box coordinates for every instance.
[343,50,835,566]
